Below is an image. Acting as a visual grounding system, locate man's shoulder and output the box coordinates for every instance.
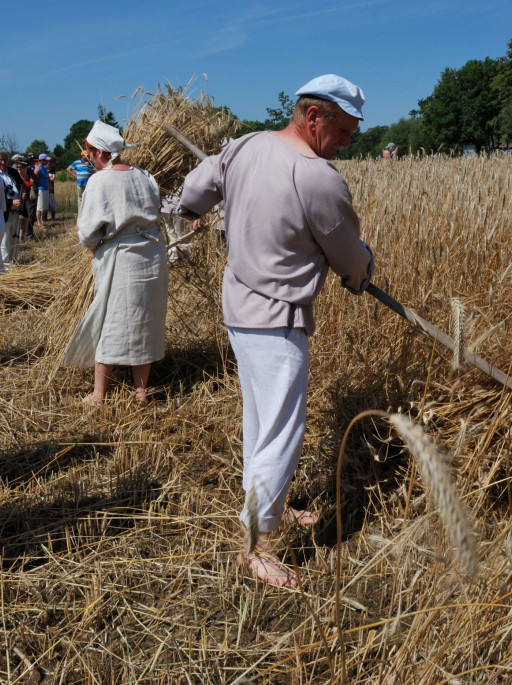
[296,157,344,183]
[222,131,266,155]
[294,159,351,207]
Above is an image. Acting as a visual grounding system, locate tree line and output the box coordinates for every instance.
[232,37,512,159]
[0,106,121,174]
[2,38,511,166]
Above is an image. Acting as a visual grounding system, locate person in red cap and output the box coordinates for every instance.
[178,74,374,588]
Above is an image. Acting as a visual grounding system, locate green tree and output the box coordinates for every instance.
[63,119,94,152]
[229,92,295,138]
[491,38,512,143]
[492,39,512,107]
[54,119,94,171]
[26,139,49,156]
[416,58,501,151]
[52,143,65,158]
[417,67,462,151]
[51,144,65,169]
[237,119,267,136]
[98,104,122,132]
[264,92,295,130]
[458,58,500,148]
[498,99,512,145]
[382,117,424,157]
[338,125,389,159]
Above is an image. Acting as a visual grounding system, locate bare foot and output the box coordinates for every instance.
[283,507,320,526]
[237,551,298,588]
[82,393,103,407]
[134,388,148,407]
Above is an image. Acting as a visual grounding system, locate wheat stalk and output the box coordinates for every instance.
[389,413,479,577]
[451,297,466,370]
[245,482,259,555]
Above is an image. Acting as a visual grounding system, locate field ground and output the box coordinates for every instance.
[1,157,512,684]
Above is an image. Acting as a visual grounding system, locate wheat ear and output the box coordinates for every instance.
[451,297,466,370]
[389,413,479,577]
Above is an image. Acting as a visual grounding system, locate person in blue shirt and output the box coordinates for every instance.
[34,154,50,227]
[66,150,95,210]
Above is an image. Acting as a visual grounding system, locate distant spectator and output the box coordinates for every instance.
[67,150,94,210]
[0,149,23,272]
[48,160,57,220]
[0,162,6,274]
[34,153,50,227]
[383,142,397,158]
[25,153,38,239]
[14,160,30,244]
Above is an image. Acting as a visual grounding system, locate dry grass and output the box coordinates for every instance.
[1,153,512,684]
[123,80,238,195]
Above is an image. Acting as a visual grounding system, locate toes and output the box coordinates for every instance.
[237,552,298,589]
[82,393,103,407]
[135,390,149,407]
[283,507,320,526]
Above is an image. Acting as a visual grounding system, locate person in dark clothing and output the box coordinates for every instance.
[24,153,38,239]
[0,150,23,269]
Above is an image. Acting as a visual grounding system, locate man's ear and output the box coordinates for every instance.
[305,105,321,124]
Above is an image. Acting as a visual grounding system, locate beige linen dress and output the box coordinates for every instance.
[63,165,168,368]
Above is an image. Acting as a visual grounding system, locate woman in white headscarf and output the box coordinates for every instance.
[63,120,168,406]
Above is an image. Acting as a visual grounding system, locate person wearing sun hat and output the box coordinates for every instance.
[178,74,374,589]
[63,120,168,408]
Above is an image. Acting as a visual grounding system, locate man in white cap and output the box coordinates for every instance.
[383,142,397,158]
[179,74,374,588]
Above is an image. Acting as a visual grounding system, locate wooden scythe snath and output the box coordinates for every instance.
[163,124,512,393]
[367,283,512,391]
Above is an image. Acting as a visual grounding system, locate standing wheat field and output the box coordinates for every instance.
[1,154,511,684]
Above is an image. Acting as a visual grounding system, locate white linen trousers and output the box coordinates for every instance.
[228,326,309,532]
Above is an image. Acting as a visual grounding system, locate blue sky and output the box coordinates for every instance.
[2,0,511,152]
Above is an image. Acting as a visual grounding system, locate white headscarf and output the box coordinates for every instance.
[86,120,137,160]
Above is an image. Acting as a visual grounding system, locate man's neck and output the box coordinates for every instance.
[270,122,317,157]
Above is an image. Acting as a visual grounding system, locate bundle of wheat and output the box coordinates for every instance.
[38,249,93,359]
[0,262,67,311]
[122,79,239,195]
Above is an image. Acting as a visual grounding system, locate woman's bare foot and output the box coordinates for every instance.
[237,550,299,588]
[82,393,103,407]
[134,388,148,407]
[283,507,320,526]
